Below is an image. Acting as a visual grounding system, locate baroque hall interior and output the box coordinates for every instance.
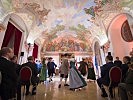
[0,0,133,100]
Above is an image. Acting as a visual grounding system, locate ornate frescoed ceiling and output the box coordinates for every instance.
[0,0,133,53]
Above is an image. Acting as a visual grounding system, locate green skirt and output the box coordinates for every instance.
[39,67,47,82]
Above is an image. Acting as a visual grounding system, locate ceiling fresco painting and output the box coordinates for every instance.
[0,0,133,53]
[44,36,92,52]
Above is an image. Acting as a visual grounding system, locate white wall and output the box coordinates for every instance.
[108,14,133,61]
[1,13,29,64]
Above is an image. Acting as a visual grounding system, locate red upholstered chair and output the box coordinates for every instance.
[20,66,32,98]
[109,67,122,98]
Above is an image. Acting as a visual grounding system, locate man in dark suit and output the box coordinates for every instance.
[19,56,39,95]
[97,55,114,98]
[121,56,131,82]
[0,47,18,100]
[118,63,133,100]
[114,57,122,67]
[47,57,57,82]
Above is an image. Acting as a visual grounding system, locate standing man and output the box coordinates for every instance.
[58,54,69,88]
[47,57,57,82]
[18,56,39,95]
[0,47,17,100]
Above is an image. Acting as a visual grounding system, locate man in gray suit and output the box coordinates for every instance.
[58,54,69,88]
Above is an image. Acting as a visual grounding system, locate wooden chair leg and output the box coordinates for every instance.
[128,92,133,100]
[22,85,25,100]
[113,88,115,98]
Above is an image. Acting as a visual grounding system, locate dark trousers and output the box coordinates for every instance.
[26,83,37,94]
[0,88,16,100]
[97,78,109,88]
[17,82,21,100]
[17,83,37,100]
[97,78,112,95]
[17,77,39,100]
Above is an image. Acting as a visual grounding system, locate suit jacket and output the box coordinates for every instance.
[100,62,114,84]
[125,69,133,84]
[60,58,69,75]
[0,57,17,99]
[47,62,57,70]
[121,62,130,82]
[78,61,88,76]
[120,69,133,92]
[114,60,122,67]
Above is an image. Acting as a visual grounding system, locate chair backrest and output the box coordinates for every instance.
[109,66,122,87]
[20,66,32,84]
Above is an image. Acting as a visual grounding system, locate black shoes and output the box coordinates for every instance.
[110,92,113,98]
[58,84,69,88]
[109,87,113,98]
[26,91,36,95]
[69,88,75,91]
[101,93,108,97]
[58,84,61,88]
[25,91,31,95]
[101,93,113,98]
[64,84,69,86]
[49,79,53,82]
[32,92,36,95]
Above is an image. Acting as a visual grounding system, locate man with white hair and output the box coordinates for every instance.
[0,47,17,100]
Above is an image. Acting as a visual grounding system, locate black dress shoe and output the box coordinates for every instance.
[49,79,53,82]
[32,92,36,95]
[101,93,108,97]
[25,91,31,95]
[64,84,69,86]
[69,88,75,91]
[58,84,61,88]
[110,93,113,98]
